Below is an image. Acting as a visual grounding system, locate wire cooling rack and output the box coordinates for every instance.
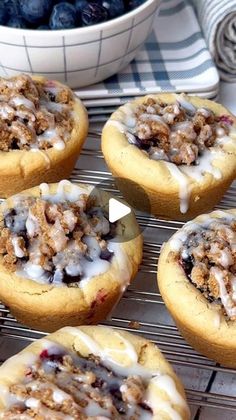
[0,128,236,420]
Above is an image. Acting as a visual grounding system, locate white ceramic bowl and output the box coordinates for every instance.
[0,0,161,89]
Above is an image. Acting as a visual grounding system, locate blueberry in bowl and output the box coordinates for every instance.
[49,2,79,29]
[0,0,160,88]
[2,0,151,30]
[81,2,109,26]
[19,0,54,25]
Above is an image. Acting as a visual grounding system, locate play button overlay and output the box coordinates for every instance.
[88,177,151,243]
[109,198,131,223]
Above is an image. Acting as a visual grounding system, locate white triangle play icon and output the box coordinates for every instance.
[109,198,131,223]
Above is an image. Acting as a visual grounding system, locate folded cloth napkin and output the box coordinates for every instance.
[192,0,236,82]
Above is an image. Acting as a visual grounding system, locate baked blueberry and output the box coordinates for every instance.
[81,3,108,26]
[102,0,125,18]
[100,248,114,261]
[19,0,54,24]
[49,2,78,29]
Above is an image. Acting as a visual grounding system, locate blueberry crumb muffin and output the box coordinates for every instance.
[0,180,142,331]
[0,74,88,197]
[102,93,236,221]
[158,209,236,366]
[0,326,190,419]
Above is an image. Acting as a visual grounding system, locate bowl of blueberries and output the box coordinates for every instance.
[0,0,160,88]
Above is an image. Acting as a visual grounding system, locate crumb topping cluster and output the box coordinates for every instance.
[127,95,233,165]
[0,74,73,151]
[2,345,152,419]
[0,194,115,285]
[179,217,236,319]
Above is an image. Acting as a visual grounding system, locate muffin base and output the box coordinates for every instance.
[102,94,236,221]
[0,182,142,332]
[158,209,236,367]
[0,325,190,420]
[0,77,88,198]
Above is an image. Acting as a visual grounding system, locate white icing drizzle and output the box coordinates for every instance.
[175,93,196,114]
[17,264,46,283]
[37,127,65,150]
[106,330,138,364]
[164,162,191,214]
[0,103,14,119]
[181,149,222,182]
[25,397,40,409]
[63,326,152,377]
[61,327,187,419]
[53,388,68,404]
[145,374,190,420]
[10,95,35,110]
[0,351,38,399]
[213,310,221,329]
[39,180,91,203]
[139,113,170,129]
[212,267,236,318]
[25,210,39,237]
[151,375,187,408]
[12,237,24,258]
[169,211,234,252]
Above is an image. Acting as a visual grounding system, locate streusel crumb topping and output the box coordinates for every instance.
[115,94,234,170]
[179,217,236,319]
[1,345,152,419]
[0,74,74,151]
[120,95,234,166]
[0,193,115,286]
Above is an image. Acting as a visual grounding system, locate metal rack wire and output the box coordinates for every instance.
[0,129,236,418]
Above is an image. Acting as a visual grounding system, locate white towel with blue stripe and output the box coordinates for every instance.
[192,0,236,82]
[76,0,219,100]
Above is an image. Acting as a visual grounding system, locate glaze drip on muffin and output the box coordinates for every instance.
[170,211,236,319]
[1,342,154,419]
[0,183,116,286]
[0,74,73,151]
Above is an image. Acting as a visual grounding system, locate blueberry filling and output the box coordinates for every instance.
[133,135,151,151]
[180,253,194,277]
[100,248,114,261]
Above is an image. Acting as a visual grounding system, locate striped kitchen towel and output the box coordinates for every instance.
[76,0,219,100]
[192,0,236,82]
